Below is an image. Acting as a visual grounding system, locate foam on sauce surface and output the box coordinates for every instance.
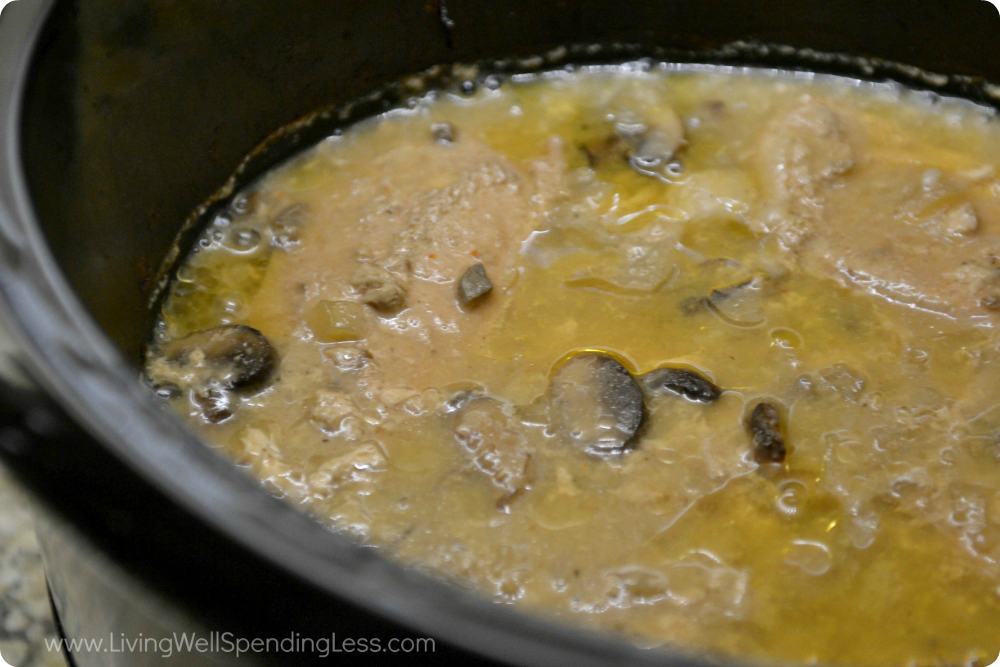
[149,68,1000,666]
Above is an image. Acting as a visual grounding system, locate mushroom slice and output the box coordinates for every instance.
[547,352,646,457]
[457,263,493,307]
[641,367,722,403]
[746,401,787,464]
[149,324,277,393]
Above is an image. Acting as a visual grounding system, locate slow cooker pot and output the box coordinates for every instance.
[2,1,1000,664]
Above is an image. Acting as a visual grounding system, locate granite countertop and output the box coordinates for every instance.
[0,465,66,667]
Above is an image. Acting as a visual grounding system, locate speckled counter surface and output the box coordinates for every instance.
[0,465,67,667]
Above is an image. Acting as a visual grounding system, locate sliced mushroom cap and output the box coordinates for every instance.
[641,367,722,403]
[547,352,646,457]
[457,263,493,307]
[148,324,277,394]
[746,401,787,464]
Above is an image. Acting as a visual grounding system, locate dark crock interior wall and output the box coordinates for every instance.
[18,0,1000,363]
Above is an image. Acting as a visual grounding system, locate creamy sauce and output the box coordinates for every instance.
[149,68,1000,666]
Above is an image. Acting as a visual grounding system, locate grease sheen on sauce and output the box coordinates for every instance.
[152,68,1000,667]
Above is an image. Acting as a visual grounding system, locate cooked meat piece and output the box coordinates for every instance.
[307,442,387,493]
[754,95,854,248]
[753,96,1000,322]
[925,201,979,238]
[310,389,367,440]
[453,396,532,504]
[350,263,408,311]
[250,136,568,390]
[800,167,1000,320]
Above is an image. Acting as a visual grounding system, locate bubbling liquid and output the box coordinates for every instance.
[149,67,1000,666]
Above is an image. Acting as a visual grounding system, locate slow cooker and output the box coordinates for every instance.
[1,1,999,664]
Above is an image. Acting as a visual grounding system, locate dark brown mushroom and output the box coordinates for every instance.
[547,352,646,457]
[146,325,277,424]
[746,401,786,464]
[641,367,722,403]
[457,263,493,307]
[148,325,277,394]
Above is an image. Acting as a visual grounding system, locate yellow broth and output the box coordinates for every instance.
[151,68,1000,666]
